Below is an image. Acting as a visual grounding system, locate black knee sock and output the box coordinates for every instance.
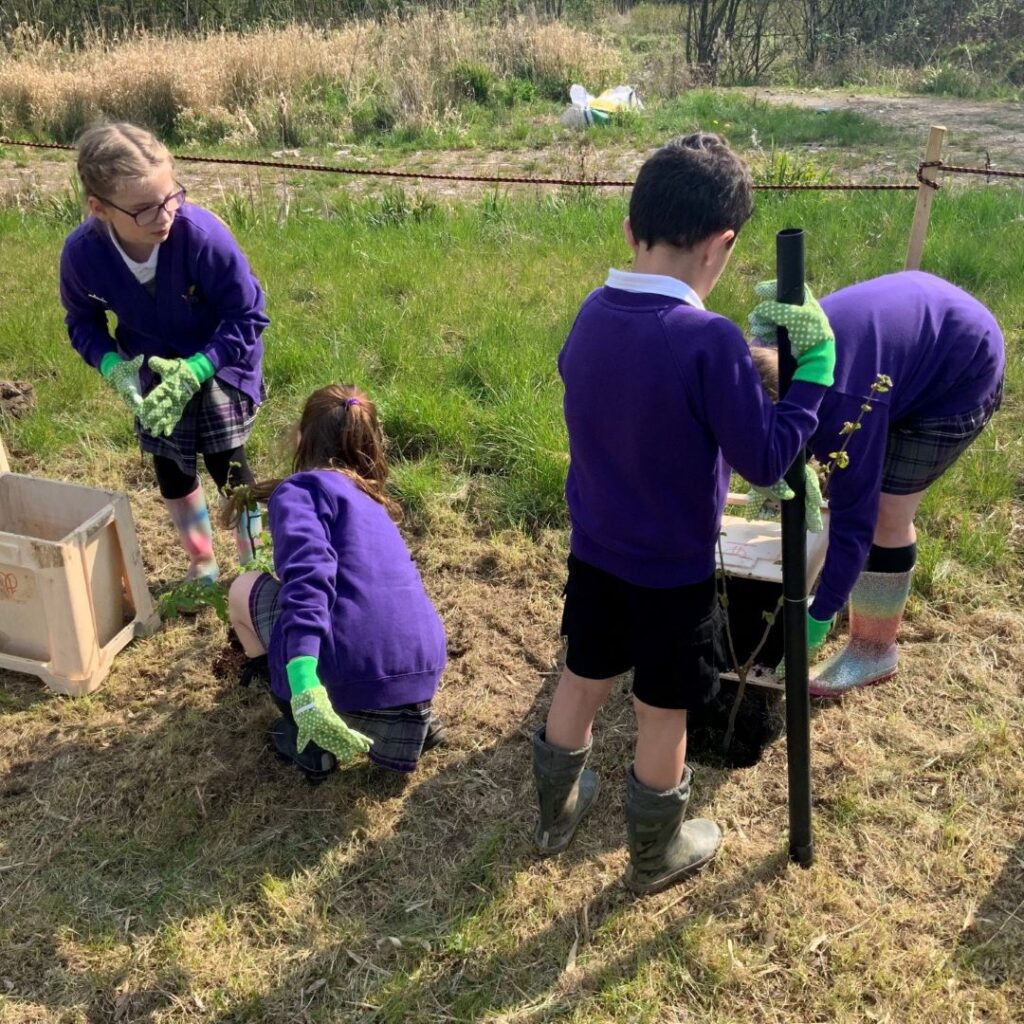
[866,543,917,574]
[153,456,200,500]
[203,446,254,494]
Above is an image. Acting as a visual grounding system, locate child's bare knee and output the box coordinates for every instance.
[633,696,686,724]
[228,570,261,627]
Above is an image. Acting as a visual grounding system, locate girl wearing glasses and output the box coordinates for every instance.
[59,121,269,585]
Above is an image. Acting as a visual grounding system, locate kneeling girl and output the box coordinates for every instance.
[228,385,447,780]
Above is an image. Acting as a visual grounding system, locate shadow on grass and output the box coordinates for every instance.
[197,666,787,1023]
[2,625,788,1023]
[0,640,378,1022]
[0,667,57,714]
[957,835,1024,989]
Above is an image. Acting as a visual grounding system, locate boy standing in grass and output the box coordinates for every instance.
[533,133,837,894]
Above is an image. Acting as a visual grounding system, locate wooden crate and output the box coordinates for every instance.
[719,494,830,690]
[0,435,160,695]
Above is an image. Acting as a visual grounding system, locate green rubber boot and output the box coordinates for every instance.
[532,728,600,856]
[625,766,721,895]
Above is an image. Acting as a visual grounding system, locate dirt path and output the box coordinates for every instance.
[748,87,1024,168]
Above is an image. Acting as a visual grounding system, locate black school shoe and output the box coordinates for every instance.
[422,712,447,753]
[271,716,337,784]
[239,655,270,688]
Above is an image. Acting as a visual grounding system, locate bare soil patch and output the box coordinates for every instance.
[0,138,639,210]
[749,87,1024,169]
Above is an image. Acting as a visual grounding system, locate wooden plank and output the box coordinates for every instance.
[905,125,946,271]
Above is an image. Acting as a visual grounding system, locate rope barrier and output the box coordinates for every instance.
[921,159,1024,182]
[916,162,941,190]
[3,137,1020,192]
[0,136,916,191]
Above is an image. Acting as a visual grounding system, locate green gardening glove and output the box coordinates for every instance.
[743,463,824,533]
[139,354,214,437]
[749,281,836,388]
[100,353,145,415]
[807,611,834,651]
[743,477,795,519]
[286,656,373,764]
[776,611,835,679]
[748,310,779,346]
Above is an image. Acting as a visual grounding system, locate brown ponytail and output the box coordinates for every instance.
[222,384,400,527]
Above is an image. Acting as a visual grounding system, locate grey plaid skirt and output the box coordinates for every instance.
[138,377,261,477]
[250,574,437,773]
[881,378,1003,495]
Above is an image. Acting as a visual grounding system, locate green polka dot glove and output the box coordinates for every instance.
[742,463,824,533]
[139,354,214,438]
[100,353,145,415]
[749,280,836,388]
[286,656,373,763]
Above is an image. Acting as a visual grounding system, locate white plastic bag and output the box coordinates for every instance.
[561,83,643,128]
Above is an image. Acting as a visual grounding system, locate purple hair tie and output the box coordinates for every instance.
[345,398,361,408]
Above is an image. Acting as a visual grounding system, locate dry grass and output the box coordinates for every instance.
[0,449,1021,1022]
[0,16,624,144]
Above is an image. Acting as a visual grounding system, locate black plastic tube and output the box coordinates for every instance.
[776,227,815,868]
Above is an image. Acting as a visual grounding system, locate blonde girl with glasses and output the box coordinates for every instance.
[59,121,269,585]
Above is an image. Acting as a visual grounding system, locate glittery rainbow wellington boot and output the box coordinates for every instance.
[231,503,264,567]
[164,484,220,583]
[809,568,912,698]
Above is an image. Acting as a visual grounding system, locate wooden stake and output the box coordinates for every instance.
[0,432,9,475]
[905,125,946,271]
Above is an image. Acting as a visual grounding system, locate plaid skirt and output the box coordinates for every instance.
[250,574,437,773]
[881,378,1003,495]
[138,377,262,477]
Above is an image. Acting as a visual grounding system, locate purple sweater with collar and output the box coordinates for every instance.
[267,470,447,712]
[59,204,268,403]
[560,285,826,588]
[809,271,1004,620]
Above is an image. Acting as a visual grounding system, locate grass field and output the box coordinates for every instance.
[0,15,903,157]
[1,164,1023,1020]
[2,8,1019,159]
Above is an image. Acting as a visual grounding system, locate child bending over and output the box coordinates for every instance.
[60,121,268,582]
[748,271,1004,697]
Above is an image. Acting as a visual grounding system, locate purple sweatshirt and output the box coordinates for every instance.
[809,271,1004,619]
[267,470,447,711]
[560,285,826,587]
[59,204,267,402]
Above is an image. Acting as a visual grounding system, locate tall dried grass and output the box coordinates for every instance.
[0,15,624,144]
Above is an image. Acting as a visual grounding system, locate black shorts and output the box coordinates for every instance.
[560,554,725,711]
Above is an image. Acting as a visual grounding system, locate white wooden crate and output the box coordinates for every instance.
[0,434,160,695]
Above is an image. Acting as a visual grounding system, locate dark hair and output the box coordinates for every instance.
[223,384,400,526]
[629,133,754,250]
